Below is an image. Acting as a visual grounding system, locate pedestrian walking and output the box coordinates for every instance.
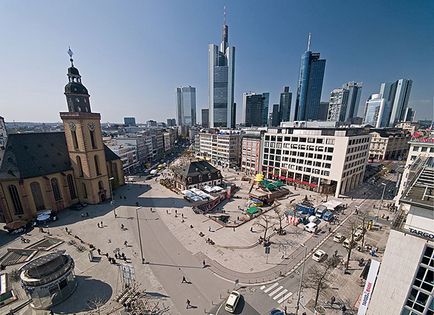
[97,223,100,228]
[121,224,125,230]
[100,221,103,228]
[202,260,206,268]
[331,295,336,305]
[182,276,187,283]
[186,299,191,309]
[208,226,211,232]
[250,226,253,232]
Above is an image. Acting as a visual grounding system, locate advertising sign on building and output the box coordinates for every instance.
[358,259,380,315]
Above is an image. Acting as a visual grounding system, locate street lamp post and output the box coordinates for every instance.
[136,207,145,264]
[295,244,307,315]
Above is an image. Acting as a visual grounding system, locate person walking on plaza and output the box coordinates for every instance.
[202,260,206,268]
[186,299,191,309]
[182,276,187,283]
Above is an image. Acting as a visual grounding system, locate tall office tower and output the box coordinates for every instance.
[327,82,362,122]
[208,10,235,128]
[271,104,281,127]
[242,92,269,127]
[344,82,362,121]
[201,109,209,128]
[124,117,136,126]
[279,86,292,122]
[379,79,412,126]
[166,118,176,127]
[294,34,326,121]
[404,107,415,122]
[318,102,329,121]
[176,86,196,127]
[364,94,387,127]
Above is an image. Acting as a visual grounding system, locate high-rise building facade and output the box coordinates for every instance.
[166,118,176,127]
[379,79,413,127]
[404,107,415,122]
[176,86,196,127]
[242,92,269,127]
[201,108,209,128]
[271,104,281,127]
[294,35,326,121]
[208,14,235,128]
[327,82,362,122]
[124,117,136,126]
[364,94,387,127]
[279,86,292,122]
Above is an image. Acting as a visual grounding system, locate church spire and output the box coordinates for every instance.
[64,49,91,113]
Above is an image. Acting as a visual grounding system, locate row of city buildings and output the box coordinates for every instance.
[193,121,427,198]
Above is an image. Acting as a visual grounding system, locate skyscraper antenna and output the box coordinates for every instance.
[224,6,227,25]
[307,33,312,51]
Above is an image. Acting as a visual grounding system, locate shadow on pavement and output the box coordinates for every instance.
[52,276,112,314]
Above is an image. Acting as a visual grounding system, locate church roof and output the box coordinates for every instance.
[173,160,222,185]
[0,132,120,180]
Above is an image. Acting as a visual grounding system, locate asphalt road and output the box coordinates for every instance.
[126,187,233,314]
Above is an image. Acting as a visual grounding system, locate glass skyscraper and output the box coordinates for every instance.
[176,86,196,127]
[279,86,292,122]
[380,79,412,126]
[242,92,269,127]
[327,82,362,122]
[294,36,326,121]
[364,93,386,128]
[208,15,235,128]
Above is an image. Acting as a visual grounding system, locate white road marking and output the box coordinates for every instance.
[273,289,288,300]
[269,286,283,297]
[278,292,293,304]
[263,282,279,293]
[260,285,266,290]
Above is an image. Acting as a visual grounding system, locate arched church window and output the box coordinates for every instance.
[51,178,62,201]
[8,185,23,215]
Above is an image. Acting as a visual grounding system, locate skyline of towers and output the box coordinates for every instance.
[294,34,326,121]
[208,9,236,128]
[327,82,362,123]
[176,86,197,127]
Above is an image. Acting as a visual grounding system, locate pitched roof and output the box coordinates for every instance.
[0,132,120,180]
[173,160,222,185]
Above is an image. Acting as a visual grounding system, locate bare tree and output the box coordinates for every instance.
[305,255,340,309]
[343,221,358,273]
[87,296,106,315]
[273,207,287,235]
[255,215,276,242]
[357,209,370,249]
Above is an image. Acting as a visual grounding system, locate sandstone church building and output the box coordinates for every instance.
[0,51,124,225]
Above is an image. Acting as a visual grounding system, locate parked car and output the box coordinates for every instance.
[225,290,241,313]
[312,249,327,262]
[308,215,320,224]
[323,211,334,222]
[354,229,364,241]
[304,222,318,233]
[343,238,356,249]
[269,309,285,315]
[333,233,345,243]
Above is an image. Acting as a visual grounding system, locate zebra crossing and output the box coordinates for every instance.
[259,282,293,305]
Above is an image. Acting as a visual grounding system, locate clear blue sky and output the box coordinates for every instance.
[0,0,433,123]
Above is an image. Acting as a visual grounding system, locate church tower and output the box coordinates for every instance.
[60,49,111,204]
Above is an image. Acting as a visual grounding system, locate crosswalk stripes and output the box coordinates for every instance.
[259,282,293,305]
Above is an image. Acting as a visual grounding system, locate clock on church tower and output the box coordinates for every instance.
[60,49,111,205]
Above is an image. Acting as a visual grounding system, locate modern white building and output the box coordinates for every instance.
[194,129,241,168]
[364,94,387,127]
[208,14,235,128]
[262,121,371,197]
[367,155,434,315]
[176,86,196,127]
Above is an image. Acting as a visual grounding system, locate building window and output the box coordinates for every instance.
[8,185,23,215]
[51,178,62,201]
[94,155,101,175]
[76,156,83,177]
[90,130,97,149]
[30,182,45,211]
[71,130,79,149]
[402,245,434,315]
[82,183,88,198]
[67,174,77,199]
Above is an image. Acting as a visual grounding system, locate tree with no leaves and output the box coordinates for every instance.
[255,215,276,242]
[343,220,358,273]
[305,255,340,309]
[273,207,287,235]
[87,296,106,315]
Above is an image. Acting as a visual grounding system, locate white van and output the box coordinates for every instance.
[304,222,318,233]
[225,290,241,313]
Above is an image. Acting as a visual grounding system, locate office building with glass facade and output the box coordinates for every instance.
[280,86,292,122]
[364,94,387,127]
[242,92,269,127]
[208,18,235,128]
[294,45,326,121]
[176,86,196,127]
